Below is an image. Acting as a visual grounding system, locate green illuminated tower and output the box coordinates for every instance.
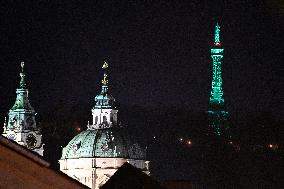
[208,23,229,136]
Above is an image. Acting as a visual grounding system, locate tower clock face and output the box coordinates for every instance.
[26,134,37,149]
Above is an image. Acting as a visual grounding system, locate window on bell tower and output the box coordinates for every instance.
[95,116,98,124]
[103,116,107,123]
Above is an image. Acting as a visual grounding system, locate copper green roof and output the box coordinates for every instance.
[10,89,35,111]
[61,128,146,159]
[10,62,34,111]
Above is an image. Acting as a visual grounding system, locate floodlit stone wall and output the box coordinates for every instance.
[59,157,149,189]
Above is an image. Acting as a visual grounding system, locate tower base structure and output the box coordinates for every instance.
[208,109,229,137]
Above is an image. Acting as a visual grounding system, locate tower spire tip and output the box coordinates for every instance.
[19,61,26,88]
[101,61,109,86]
[21,61,25,73]
[102,61,108,69]
[214,22,221,46]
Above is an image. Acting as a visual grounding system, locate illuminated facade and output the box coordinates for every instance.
[59,62,149,189]
[2,62,44,155]
[208,23,229,136]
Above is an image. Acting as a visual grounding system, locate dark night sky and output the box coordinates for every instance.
[0,1,283,118]
[0,0,283,182]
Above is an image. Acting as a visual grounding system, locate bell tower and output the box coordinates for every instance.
[208,23,229,136]
[2,62,44,155]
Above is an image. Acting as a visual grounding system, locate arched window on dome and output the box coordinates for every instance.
[103,116,107,124]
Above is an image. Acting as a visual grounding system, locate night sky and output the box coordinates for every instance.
[0,0,283,185]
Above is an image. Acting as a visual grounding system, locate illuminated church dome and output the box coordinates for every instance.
[59,62,149,189]
[61,128,146,159]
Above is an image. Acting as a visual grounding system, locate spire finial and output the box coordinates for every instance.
[214,22,221,46]
[19,61,26,88]
[101,61,109,86]
[102,61,108,69]
[21,61,25,72]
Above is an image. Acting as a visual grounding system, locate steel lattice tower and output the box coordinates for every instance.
[208,23,229,136]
